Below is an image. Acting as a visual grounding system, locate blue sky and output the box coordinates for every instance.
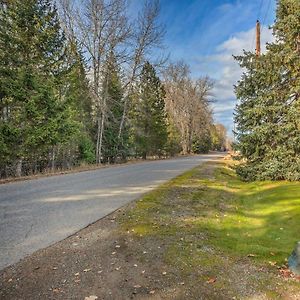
[133,0,277,136]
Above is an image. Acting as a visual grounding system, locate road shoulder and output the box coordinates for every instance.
[1,159,299,299]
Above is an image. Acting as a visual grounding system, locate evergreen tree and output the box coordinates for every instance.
[0,0,80,175]
[131,62,168,159]
[102,52,128,163]
[165,117,182,157]
[192,129,212,154]
[64,40,95,164]
[234,0,300,181]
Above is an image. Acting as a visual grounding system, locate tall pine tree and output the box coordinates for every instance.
[234,0,300,181]
[131,62,168,159]
[64,40,95,164]
[0,0,80,175]
[102,52,128,163]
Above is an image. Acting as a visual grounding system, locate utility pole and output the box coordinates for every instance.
[256,20,261,56]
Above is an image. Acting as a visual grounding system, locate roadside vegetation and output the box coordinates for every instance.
[120,160,300,298]
[2,159,300,299]
[0,0,228,179]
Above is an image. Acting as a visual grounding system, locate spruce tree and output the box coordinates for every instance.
[0,0,80,174]
[64,41,95,164]
[234,0,300,181]
[131,62,168,159]
[102,52,128,163]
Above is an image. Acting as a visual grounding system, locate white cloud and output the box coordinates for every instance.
[214,25,274,100]
[195,25,274,133]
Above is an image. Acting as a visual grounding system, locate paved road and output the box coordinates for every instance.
[0,153,224,270]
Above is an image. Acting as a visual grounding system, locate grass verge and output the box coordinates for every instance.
[120,160,300,299]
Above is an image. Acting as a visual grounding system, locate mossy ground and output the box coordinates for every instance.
[120,160,300,299]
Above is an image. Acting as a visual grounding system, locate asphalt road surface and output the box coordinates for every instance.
[0,153,224,270]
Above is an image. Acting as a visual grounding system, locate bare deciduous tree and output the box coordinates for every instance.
[117,0,165,140]
[57,0,166,163]
[163,61,213,154]
[58,0,130,163]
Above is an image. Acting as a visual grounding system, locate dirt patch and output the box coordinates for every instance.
[1,161,299,300]
[0,207,165,300]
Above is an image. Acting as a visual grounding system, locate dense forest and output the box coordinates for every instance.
[234,0,300,181]
[0,0,227,178]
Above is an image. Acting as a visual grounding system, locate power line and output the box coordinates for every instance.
[262,0,272,26]
[257,0,264,21]
[261,0,272,37]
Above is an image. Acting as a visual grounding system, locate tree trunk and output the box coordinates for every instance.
[34,159,38,174]
[96,117,101,164]
[98,112,105,164]
[16,159,22,177]
[142,152,147,160]
[182,144,188,155]
[51,146,56,172]
[118,98,127,140]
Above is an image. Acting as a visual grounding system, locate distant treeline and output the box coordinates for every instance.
[0,0,227,178]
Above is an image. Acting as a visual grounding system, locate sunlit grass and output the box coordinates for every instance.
[120,160,300,296]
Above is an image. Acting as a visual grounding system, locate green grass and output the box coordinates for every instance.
[211,165,300,264]
[120,160,300,297]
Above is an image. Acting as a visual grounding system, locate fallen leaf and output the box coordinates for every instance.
[247,254,256,257]
[83,268,91,272]
[111,252,116,255]
[52,288,60,293]
[279,268,292,278]
[269,261,277,266]
[133,285,141,288]
[149,290,155,294]
[162,271,167,275]
[115,245,120,248]
[84,296,98,300]
[206,278,216,284]
[133,264,137,267]
[75,272,80,276]
[141,270,145,274]
[270,252,275,256]
[97,270,103,274]
[115,267,121,271]
[8,278,13,283]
